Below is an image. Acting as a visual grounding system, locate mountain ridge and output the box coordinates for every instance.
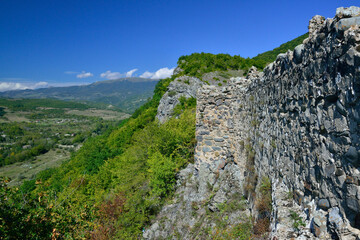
[0,78,159,113]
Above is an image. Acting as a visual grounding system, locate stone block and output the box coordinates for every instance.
[345,146,359,166]
[346,196,360,212]
[212,146,221,151]
[202,146,212,153]
[214,137,224,142]
[336,17,360,32]
[199,131,210,135]
[294,44,305,64]
[336,6,360,19]
[328,207,344,229]
[311,211,327,237]
[318,199,330,210]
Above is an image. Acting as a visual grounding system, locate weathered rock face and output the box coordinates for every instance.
[143,162,248,239]
[156,75,202,123]
[246,66,263,80]
[308,15,325,37]
[336,6,360,20]
[235,8,360,238]
[146,6,360,239]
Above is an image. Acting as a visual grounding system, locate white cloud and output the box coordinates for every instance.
[100,70,123,80]
[0,82,49,92]
[151,67,175,79]
[100,69,140,79]
[140,71,154,78]
[76,71,93,79]
[140,67,175,79]
[34,81,48,87]
[126,68,138,77]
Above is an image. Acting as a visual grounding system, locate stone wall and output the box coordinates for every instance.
[195,7,360,239]
[195,85,237,169]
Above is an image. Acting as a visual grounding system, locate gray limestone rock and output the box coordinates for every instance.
[345,146,359,166]
[336,17,360,32]
[312,210,327,237]
[246,66,263,80]
[318,199,330,210]
[309,15,325,37]
[329,207,344,230]
[156,75,202,123]
[294,44,305,64]
[336,6,360,19]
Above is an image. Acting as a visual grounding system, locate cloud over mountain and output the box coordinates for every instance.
[126,69,138,77]
[76,71,93,79]
[100,70,123,80]
[100,69,138,80]
[140,67,175,79]
[0,81,49,92]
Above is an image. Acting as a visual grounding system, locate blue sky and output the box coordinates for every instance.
[0,0,358,91]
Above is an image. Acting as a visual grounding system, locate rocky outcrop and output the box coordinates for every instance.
[146,6,360,239]
[308,15,325,37]
[246,66,263,80]
[156,75,202,123]
[173,66,184,75]
[143,162,247,239]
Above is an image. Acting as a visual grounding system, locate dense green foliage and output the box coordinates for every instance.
[252,33,309,65]
[0,107,5,117]
[176,33,308,78]
[0,77,196,239]
[0,98,89,111]
[177,53,260,78]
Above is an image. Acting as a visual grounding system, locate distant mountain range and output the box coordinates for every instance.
[0,77,159,113]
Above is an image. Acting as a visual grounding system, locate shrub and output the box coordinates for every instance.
[289,210,305,231]
[168,90,177,97]
[147,151,176,197]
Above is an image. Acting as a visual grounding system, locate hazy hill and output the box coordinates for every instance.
[0,77,158,113]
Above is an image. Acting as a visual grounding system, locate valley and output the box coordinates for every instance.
[0,98,129,186]
[0,78,158,113]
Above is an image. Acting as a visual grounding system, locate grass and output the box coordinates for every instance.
[0,148,71,186]
[253,177,272,237]
[0,109,31,123]
[66,109,130,120]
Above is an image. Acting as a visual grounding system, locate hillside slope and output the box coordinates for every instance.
[252,33,309,64]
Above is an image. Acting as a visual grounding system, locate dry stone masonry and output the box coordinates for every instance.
[195,85,237,169]
[147,6,360,239]
[233,7,360,238]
